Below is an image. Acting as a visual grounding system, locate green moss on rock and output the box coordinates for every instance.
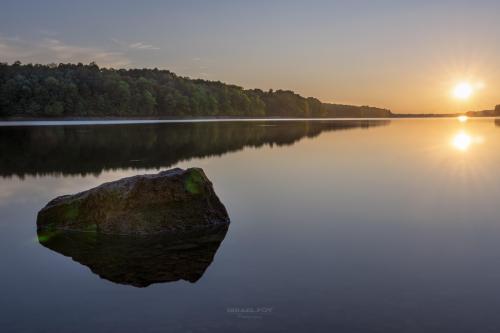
[37,168,229,236]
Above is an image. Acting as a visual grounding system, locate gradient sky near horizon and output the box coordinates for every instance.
[1,0,500,113]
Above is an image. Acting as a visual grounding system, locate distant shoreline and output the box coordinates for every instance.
[1,115,499,127]
[1,114,498,121]
[1,115,390,121]
[3,63,498,120]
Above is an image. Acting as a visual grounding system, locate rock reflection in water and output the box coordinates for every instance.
[38,225,228,287]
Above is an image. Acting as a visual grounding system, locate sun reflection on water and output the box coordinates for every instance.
[451,131,484,152]
[452,132,472,151]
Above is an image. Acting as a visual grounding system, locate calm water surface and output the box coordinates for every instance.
[1,118,500,332]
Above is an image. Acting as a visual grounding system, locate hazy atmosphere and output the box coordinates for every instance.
[3,2,500,332]
[2,0,500,113]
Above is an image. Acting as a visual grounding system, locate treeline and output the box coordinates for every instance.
[0,62,392,118]
[466,105,500,117]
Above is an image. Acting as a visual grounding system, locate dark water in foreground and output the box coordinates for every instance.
[1,118,500,332]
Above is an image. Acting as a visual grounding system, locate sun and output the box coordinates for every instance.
[453,82,473,100]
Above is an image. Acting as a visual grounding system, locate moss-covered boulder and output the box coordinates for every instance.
[37,168,229,235]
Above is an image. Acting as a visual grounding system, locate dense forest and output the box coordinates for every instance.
[0,62,392,118]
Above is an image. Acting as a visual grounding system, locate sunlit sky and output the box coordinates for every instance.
[1,0,500,114]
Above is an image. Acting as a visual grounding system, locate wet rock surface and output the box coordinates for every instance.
[37,168,230,235]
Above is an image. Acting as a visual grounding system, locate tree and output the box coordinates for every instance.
[44,101,64,116]
[0,62,392,119]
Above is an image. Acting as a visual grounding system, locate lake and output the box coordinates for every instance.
[1,118,500,332]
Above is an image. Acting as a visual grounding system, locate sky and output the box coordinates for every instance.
[1,0,500,114]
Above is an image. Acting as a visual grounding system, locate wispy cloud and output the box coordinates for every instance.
[0,36,131,68]
[37,29,59,37]
[128,42,160,50]
[111,38,160,51]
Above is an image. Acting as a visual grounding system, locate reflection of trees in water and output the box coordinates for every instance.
[38,225,229,287]
[0,120,390,177]
[495,119,500,127]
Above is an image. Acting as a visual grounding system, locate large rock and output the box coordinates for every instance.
[37,168,229,235]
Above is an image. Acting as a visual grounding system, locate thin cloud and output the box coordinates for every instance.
[111,38,160,51]
[37,29,59,37]
[128,42,160,50]
[0,37,131,68]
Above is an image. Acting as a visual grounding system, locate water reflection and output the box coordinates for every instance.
[3,119,500,331]
[452,132,472,151]
[0,120,389,178]
[37,225,229,287]
[451,131,485,152]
